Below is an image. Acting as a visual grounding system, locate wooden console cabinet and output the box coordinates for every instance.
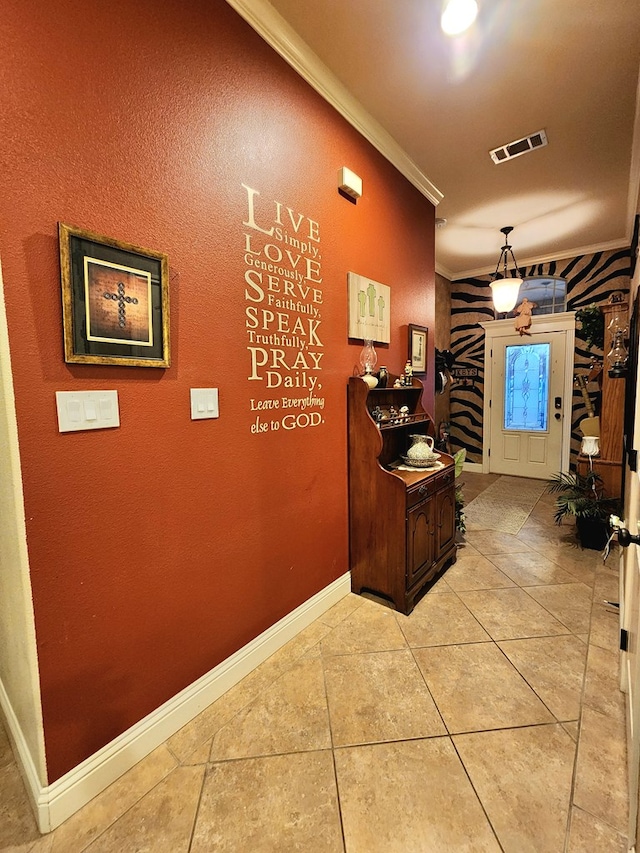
[347,375,457,615]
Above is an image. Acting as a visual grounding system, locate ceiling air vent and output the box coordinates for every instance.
[490,129,548,164]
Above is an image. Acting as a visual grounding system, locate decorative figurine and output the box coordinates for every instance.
[371,406,383,426]
[514,298,536,336]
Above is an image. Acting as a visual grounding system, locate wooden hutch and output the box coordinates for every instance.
[347,374,457,615]
[576,300,628,497]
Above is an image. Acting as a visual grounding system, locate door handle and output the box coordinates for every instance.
[611,517,640,547]
[554,412,561,420]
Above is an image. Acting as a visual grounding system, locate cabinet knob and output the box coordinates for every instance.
[418,484,428,495]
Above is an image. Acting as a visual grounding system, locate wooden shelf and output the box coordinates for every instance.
[576,301,627,498]
[378,413,430,430]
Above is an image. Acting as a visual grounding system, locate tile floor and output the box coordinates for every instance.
[0,472,629,852]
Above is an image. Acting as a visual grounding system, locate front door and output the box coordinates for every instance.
[488,332,566,479]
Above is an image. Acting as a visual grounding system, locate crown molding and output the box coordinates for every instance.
[627,67,640,226]
[449,237,632,282]
[224,0,443,207]
[435,262,455,281]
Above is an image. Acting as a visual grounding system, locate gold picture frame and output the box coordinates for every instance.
[59,223,170,367]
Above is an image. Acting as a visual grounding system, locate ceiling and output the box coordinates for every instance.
[231,0,640,280]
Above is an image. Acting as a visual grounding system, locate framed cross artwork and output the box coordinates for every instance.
[59,223,170,367]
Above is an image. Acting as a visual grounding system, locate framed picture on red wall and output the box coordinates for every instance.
[59,223,170,367]
[408,324,428,374]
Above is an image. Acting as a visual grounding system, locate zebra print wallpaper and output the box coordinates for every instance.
[448,248,632,466]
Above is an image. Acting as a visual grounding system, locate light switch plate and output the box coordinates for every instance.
[56,391,120,433]
[190,388,219,420]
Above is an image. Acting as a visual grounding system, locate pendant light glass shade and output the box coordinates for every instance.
[490,227,523,314]
[441,0,478,35]
[490,277,523,313]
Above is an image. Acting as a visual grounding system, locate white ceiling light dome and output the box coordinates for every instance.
[441,0,479,36]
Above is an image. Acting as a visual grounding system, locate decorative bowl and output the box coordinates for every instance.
[401,454,440,468]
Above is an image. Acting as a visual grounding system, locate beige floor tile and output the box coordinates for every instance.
[488,552,580,586]
[567,806,627,852]
[318,593,365,627]
[562,721,580,741]
[28,834,56,853]
[397,593,490,647]
[593,566,621,603]
[589,603,620,652]
[324,650,445,746]
[453,724,575,853]
[414,643,554,733]
[0,723,14,771]
[0,762,40,852]
[167,690,249,764]
[335,738,500,852]
[524,583,593,634]
[457,587,570,640]
[192,751,343,853]
[320,599,407,656]
[83,765,204,853]
[424,574,452,594]
[454,541,481,558]
[582,644,626,722]
[210,658,331,761]
[573,706,628,833]
[463,529,533,555]
[181,738,212,765]
[50,745,178,853]
[517,521,576,548]
[498,635,587,720]
[442,554,517,591]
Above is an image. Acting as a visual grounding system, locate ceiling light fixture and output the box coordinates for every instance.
[441,0,478,36]
[489,226,523,314]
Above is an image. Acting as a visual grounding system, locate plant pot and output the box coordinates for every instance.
[576,516,610,551]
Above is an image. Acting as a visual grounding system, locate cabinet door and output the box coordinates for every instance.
[435,485,456,559]
[407,498,435,586]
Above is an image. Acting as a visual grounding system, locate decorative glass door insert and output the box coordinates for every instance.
[504,343,550,431]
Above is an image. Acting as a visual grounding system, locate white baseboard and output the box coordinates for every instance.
[462,461,484,472]
[4,571,351,833]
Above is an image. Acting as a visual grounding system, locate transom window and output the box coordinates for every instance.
[518,276,567,315]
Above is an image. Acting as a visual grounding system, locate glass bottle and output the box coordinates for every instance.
[359,339,378,388]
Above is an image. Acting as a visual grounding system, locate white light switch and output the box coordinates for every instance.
[191,388,219,420]
[56,391,120,433]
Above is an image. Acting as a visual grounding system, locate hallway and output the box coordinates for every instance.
[0,472,628,852]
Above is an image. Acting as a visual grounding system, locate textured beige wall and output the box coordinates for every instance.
[0,260,46,783]
[434,273,451,445]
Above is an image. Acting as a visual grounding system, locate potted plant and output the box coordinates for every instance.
[546,469,620,550]
[575,304,605,352]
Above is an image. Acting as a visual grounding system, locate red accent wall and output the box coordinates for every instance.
[0,0,435,781]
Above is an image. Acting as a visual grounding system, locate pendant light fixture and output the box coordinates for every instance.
[489,226,523,315]
[441,0,479,36]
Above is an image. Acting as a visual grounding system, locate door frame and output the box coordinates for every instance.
[480,311,576,476]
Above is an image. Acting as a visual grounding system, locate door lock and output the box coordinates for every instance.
[554,397,562,409]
